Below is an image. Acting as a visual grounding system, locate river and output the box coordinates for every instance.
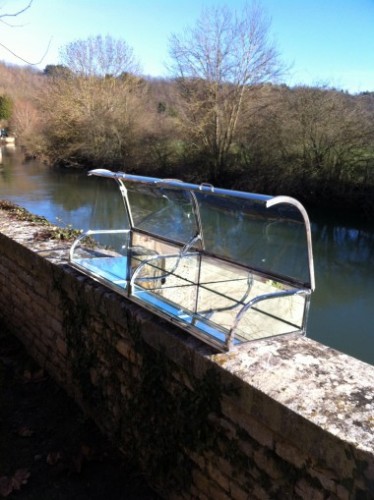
[0,147,373,365]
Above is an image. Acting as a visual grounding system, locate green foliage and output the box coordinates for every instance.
[120,337,223,488]
[0,94,13,121]
[0,200,48,224]
[43,64,73,79]
[157,101,166,113]
[0,201,83,241]
[57,280,102,407]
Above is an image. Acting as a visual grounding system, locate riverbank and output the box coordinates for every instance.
[0,324,159,499]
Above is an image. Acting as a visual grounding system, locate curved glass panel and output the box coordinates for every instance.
[126,184,199,244]
[195,192,311,287]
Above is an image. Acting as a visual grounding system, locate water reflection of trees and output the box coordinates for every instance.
[48,170,128,229]
[0,153,129,230]
[311,222,374,304]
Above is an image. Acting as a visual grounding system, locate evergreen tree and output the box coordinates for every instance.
[0,95,13,121]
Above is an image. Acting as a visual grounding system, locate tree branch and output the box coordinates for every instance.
[0,37,52,66]
[0,1,33,21]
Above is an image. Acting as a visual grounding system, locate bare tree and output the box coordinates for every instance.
[42,36,147,167]
[168,1,282,180]
[59,35,140,77]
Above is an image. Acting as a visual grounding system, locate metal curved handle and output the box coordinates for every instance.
[266,196,315,291]
[226,288,310,350]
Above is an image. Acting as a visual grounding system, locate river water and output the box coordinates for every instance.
[0,147,373,365]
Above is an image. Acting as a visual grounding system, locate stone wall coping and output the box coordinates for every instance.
[212,336,374,454]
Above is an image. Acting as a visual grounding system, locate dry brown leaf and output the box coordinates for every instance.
[46,451,62,466]
[0,469,30,497]
[0,476,13,498]
[10,469,30,491]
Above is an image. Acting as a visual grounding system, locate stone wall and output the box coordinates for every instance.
[0,209,373,499]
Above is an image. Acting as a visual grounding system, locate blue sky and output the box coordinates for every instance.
[0,0,373,93]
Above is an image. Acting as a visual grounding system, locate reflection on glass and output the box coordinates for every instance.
[127,185,198,244]
[195,192,310,286]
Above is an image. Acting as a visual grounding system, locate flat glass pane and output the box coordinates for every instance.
[196,256,306,342]
[70,231,130,290]
[130,232,200,313]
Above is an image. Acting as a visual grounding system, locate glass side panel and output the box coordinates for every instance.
[195,192,311,287]
[195,256,306,341]
[70,231,130,290]
[126,184,199,244]
[72,231,130,260]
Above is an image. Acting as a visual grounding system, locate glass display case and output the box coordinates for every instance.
[69,169,315,351]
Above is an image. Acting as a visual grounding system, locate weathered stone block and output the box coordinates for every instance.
[295,478,325,500]
[192,469,231,500]
[275,439,306,469]
[206,459,230,492]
